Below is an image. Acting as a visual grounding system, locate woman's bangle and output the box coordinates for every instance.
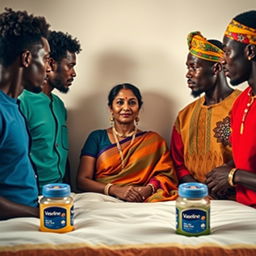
[148,183,156,194]
[228,168,238,187]
[104,183,113,195]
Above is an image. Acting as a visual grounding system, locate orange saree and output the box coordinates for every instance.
[95,131,178,202]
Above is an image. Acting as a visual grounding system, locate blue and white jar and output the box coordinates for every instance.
[176,182,210,236]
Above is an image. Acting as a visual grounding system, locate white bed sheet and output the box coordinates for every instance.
[0,192,256,256]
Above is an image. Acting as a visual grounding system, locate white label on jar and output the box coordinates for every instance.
[181,209,208,233]
[44,206,67,229]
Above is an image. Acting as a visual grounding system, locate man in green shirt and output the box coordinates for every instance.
[19,31,81,193]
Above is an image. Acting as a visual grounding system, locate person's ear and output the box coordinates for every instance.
[212,62,222,74]
[21,50,32,68]
[245,44,256,61]
[108,106,113,112]
[49,57,57,72]
[108,107,114,123]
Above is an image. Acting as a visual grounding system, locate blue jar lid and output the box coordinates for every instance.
[42,183,71,197]
[178,182,208,198]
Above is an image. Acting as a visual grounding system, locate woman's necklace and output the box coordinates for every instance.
[112,125,136,138]
[240,88,256,134]
[112,126,137,169]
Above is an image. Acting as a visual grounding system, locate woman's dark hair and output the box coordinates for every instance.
[108,83,143,109]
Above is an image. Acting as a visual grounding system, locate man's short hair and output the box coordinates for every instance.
[0,8,50,67]
[233,10,256,29]
[48,31,81,62]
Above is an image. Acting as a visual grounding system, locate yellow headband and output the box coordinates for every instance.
[224,19,256,45]
[187,31,224,62]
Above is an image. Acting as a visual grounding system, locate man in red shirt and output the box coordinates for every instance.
[206,11,256,207]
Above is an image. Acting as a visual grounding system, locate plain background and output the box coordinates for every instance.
[1,0,254,188]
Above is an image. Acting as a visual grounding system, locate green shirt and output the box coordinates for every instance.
[19,90,69,193]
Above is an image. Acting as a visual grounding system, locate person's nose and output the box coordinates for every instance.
[46,60,51,73]
[71,68,76,78]
[123,101,130,110]
[221,57,226,65]
[186,70,192,79]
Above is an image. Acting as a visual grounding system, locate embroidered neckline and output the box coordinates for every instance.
[240,88,256,134]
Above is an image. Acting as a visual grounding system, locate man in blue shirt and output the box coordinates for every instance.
[0,8,51,220]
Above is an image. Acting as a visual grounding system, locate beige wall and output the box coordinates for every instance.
[1,0,254,188]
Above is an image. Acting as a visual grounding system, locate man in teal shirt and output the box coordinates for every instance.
[19,31,81,193]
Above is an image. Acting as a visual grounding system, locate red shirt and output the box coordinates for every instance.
[231,86,256,206]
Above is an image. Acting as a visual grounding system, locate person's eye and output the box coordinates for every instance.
[194,64,201,70]
[224,49,231,55]
[129,100,137,106]
[189,64,196,69]
[116,100,123,105]
[188,66,195,71]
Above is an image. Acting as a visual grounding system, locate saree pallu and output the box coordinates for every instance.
[96,131,178,202]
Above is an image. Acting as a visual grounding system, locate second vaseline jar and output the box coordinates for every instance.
[40,183,74,233]
[176,182,210,236]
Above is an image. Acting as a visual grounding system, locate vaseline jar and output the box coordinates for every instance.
[40,183,74,233]
[176,182,210,236]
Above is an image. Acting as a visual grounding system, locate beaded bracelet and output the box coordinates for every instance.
[148,183,156,194]
[104,183,113,195]
[228,168,238,187]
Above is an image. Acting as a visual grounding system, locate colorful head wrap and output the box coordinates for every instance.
[187,31,224,62]
[224,19,256,45]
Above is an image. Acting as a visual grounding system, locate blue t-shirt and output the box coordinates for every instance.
[81,130,112,158]
[0,91,38,207]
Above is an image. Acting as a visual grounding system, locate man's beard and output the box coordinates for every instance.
[26,85,42,93]
[229,68,250,86]
[191,89,204,98]
[51,79,69,93]
[230,77,245,86]
[32,86,42,93]
[57,85,69,93]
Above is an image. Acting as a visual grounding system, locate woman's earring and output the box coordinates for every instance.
[135,116,140,126]
[109,115,114,126]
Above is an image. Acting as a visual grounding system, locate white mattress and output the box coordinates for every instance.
[0,192,256,256]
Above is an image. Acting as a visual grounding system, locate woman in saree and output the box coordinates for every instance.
[77,83,177,202]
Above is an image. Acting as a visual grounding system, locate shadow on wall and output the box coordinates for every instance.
[140,91,177,144]
[93,50,138,82]
[67,92,112,192]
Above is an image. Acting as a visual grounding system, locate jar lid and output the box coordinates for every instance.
[42,183,71,197]
[178,182,208,198]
